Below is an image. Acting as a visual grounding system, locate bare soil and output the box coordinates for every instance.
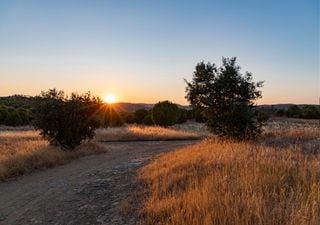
[0,140,198,225]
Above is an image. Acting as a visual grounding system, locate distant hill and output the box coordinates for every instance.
[0,96,191,112]
[0,95,38,108]
[113,102,191,112]
[259,104,319,110]
[0,95,317,111]
[113,102,154,112]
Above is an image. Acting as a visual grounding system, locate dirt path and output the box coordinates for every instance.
[0,140,197,225]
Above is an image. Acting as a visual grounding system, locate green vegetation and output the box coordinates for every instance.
[185,57,267,139]
[99,106,124,127]
[134,109,150,124]
[275,105,320,119]
[33,89,102,150]
[0,104,32,126]
[152,101,181,127]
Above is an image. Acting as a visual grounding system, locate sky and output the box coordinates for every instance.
[0,0,319,104]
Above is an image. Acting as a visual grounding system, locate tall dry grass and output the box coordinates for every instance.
[95,125,200,142]
[0,130,107,180]
[0,125,201,180]
[138,121,320,225]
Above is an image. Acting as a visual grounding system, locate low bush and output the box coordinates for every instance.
[0,105,32,126]
[33,89,102,150]
[152,101,180,127]
[142,114,154,125]
[134,109,149,124]
[100,106,124,127]
[275,105,320,119]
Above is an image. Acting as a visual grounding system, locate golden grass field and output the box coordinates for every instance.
[95,124,201,141]
[0,124,202,180]
[0,130,108,180]
[138,118,320,225]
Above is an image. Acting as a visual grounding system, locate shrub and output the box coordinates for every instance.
[122,112,135,124]
[275,109,286,117]
[301,105,320,119]
[142,114,155,125]
[33,89,102,150]
[0,107,8,123]
[134,109,149,124]
[17,108,30,125]
[100,106,124,127]
[178,108,188,124]
[152,101,180,127]
[185,57,266,139]
[4,110,22,126]
[286,105,302,118]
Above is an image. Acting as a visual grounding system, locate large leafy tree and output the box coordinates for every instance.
[185,57,266,139]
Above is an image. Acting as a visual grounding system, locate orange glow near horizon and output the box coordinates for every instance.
[104,94,117,104]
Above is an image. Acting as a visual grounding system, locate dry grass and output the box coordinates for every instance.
[0,124,201,180]
[95,125,201,142]
[262,118,320,153]
[138,120,320,225]
[0,130,107,180]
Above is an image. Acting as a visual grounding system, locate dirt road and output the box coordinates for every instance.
[0,140,197,225]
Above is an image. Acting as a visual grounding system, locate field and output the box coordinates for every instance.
[0,118,319,225]
[138,118,320,225]
[0,123,202,180]
[95,123,203,142]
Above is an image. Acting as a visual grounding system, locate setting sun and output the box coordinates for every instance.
[104,94,117,104]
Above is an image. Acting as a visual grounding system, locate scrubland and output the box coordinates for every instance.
[0,124,201,180]
[138,118,320,225]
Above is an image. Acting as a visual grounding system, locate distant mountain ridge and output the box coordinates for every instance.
[259,104,319,110]
[114,102,191,112]
[0,95,317,112]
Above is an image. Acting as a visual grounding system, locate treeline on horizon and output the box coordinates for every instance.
[0,95,319,127]
[0,95,193,127]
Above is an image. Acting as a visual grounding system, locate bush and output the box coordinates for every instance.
[0,107,9,123]
[286,105,302,118]
[0,104,33,126]
[122,112,135,124]
[178,108,188,124]
[33,89,102,150]
[100,106,124,127]
[4,110,22,126]
[301,105,320,119]
[275,109,286,117]
[143,114,155,125]
[17,108,30,125]
[152,101,180,127]
[134,109,149,124]
[185,57,266,140]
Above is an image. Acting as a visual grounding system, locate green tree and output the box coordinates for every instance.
[100,106,124,127]
[301,105,320,119]
[134,109,149,124]
[185,57,266,139]
[142,114,155,125]
[121,112,135,124]
[286,105,301,118]
[275,109,285,117]
[178,108,188,124]
[4,110,22,126]
[33,89,102,150]
[152,101,180,127]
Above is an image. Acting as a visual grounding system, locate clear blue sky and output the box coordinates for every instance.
[0,0,319,104]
